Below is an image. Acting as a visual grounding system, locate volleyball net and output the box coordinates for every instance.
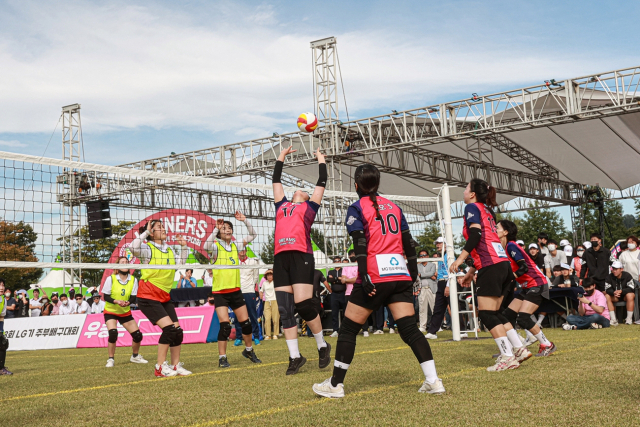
[0,150,451,290]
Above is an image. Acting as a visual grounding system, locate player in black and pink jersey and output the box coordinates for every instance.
[271,146,331,376]
[497,220,556,358]
[313,164,444,398]
[449,178,519,372]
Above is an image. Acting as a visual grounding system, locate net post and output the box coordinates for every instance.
[441,184,461,341]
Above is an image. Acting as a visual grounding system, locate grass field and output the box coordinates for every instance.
[3,326,640,427]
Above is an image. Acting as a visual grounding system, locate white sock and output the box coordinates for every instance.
[313,331,327,350]
[610,311,617,322]
[218,354,226,359]
[495,337,513,357]
[534,331,551,346]
[420,360,439,384]
[536,314,545,325]
[627,311,633,322]
[286,339,301,359]
[525,329,536,342]
[506,329,523,349]
[245,346,252,352]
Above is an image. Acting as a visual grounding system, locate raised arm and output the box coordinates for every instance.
[272,146,296,204]
[235,211,257,250]
[202,219,223,260]
[130,228,152,263]
[309,148,327,205]
[175,234,189,265]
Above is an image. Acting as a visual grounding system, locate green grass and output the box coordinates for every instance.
[3,326,640,426]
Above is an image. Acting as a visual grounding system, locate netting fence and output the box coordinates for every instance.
[0,151,450,292]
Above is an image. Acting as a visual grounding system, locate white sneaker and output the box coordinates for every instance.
[363,331,369,337]
[610,320,619,327]
[634,319,640,325]
[130,354,148,364]
[523,335,537,347]
[105,358,114,368]
[159,362,178,377]
[419,327,426,333]
[173,362,192,376]
[418,378,445,394]
[625,319,633,325]
[562,323,576,331]
[514,347,532,363]
[389,328,395,334]
[330,331,339,338]
[312,378,345,398]
[272,335,278,340]
[373,330,384,335]
[425,333,438,340]
[487,355,519,372]
[437,328,443,332]
[459,333,468,339]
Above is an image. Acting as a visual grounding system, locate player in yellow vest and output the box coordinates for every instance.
[102,257,148,368]
[203,210,261,368]
[0,280,11,375]
[131,219,192,378]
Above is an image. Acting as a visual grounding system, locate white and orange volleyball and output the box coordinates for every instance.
[297,112,318,133]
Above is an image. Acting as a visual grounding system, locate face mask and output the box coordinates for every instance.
[577,250,584,257]
[585,288,595,296]
[349,256,356,262]
[548,244,557,251]
[591,240,599,247]
[629,243,637,251]
[62,300,68,305]
[4,293,9,298]
[52,298,58,304]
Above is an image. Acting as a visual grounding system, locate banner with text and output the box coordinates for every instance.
[4,315,87,351]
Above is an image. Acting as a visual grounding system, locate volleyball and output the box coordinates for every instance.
[297,112,318,133]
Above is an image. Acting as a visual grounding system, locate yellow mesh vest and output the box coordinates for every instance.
[140,242,176,293]
[104,274,135,315]
[212,241,240,292]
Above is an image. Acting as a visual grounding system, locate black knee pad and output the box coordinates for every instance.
[172,327,183,347]
[130,330,143,344]
[159,325,177,345]
[337,317,363,346]
[218,321,232,341]
[239,319,252,336]
[503,308,518,327]
[0,334,8,351]
[276,291,297,329]
[295,298,318,323]
[478,310,502,331]
[517,312,537,331]
[495,311,510,326]
[108,329,118,344]
[396,316,424,347]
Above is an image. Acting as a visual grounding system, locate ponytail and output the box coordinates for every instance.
[369,193,382,220]
[354,164,382,220]
[469,178,498,208]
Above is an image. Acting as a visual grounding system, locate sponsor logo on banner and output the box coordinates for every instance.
[4,315,87,351]
[376,254,410,277]
[77,306,215,348]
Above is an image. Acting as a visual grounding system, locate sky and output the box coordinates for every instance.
[1,0,639,236]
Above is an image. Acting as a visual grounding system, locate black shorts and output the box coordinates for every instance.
[347,280,413,311]
[475,262,513,297]
[213,289,246,310]
[273,251,315,288]
[514,284,550,307]
[137,298,178,325]
[104,313,135,325]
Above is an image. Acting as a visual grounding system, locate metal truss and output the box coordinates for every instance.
[311,37,339,126]
[119,65,640,208]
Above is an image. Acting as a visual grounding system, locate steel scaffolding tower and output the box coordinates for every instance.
[60,103,83,289]
[311,37,338,127]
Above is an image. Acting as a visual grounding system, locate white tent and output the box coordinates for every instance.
[36,269,74,288]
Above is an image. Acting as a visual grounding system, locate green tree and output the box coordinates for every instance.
[414,221,465,255]
[583,201,628,245]
[310,227,335,257]
[57,220,137,288]
[517,204,568,245]
[623,214,636,230]
[0,220,43,288]
[260,231,275,264]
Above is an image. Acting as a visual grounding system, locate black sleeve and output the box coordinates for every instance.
[272,160,283,184]
[579,252,588,280]
[463,227,482,254]
[316,163,327,187]
[513,259,528,278]
[128,295,137,304]
[103,293,115,304]
[401,229,419,280]
[351,230,368,278]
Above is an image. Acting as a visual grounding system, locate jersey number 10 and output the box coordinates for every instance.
[375,213,399,235]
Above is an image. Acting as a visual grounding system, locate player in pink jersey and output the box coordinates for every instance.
[271,145,331,376]
[497,220,556,359]
[313,164,444,398]
[449,178,519,372]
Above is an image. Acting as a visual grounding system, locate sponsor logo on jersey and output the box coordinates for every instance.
[278,237,297,246]
[347,216,356,225]
[511,251,516,257]
[467,212,474,219]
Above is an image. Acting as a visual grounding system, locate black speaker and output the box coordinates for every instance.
[86,200,112,240]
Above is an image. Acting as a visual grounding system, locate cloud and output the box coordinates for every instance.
[0,0,636,144]
[0,139,26,147]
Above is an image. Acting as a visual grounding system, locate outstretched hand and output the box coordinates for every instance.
[235,210,246,222]
[216,218,225,230]
[278,145,297,161]
[175,234,187,246]
[314,147,325,163]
